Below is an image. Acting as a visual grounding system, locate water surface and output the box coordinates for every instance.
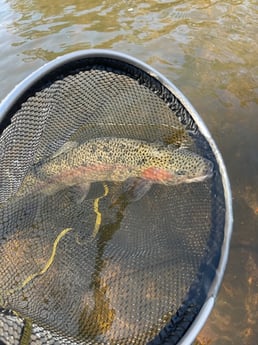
[0,0,257,344]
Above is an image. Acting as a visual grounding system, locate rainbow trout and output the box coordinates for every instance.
[20,137,213,201]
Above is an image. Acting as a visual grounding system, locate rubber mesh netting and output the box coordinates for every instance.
[0,56,226,345]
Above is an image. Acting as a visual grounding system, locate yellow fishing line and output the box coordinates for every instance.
[20,227,72,288]
[19,317,32,345]
[0,227,72,304]
[92,183,109,238]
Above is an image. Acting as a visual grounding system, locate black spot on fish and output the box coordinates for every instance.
[102,145,109,153]
[138,158,147,165]
[90,144,97,154]
[119,143,126,150]
[176,170,187,176]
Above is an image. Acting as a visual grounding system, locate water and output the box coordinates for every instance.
[0,0,257,344]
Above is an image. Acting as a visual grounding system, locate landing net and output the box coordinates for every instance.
[0,50,232,345]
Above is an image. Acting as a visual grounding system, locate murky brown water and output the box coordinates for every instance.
[0,0,257,344]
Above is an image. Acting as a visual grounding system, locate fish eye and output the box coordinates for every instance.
[176,170,187,175]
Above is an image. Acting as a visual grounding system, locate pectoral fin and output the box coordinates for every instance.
[122,177,153,202]
[65,182,91,204]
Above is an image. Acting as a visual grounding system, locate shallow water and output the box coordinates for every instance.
[0,0,257,344]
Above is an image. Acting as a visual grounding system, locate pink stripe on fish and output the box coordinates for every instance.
[141,167,174,182]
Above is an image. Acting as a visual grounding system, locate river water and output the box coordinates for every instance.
[0,0,257,344]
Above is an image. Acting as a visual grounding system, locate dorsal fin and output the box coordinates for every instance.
[51,141,78,158]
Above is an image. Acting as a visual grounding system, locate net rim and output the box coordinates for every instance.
[0,49,233,344]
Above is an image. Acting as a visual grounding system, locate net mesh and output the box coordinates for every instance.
[0,56,225,344]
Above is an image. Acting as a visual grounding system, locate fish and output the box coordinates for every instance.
[18,137,213,202]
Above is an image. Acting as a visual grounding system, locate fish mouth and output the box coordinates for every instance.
[186,173,211,183]
[203,159,214,177]
[186,160,214,183]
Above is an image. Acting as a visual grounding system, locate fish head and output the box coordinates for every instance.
[167,148,214,184]
[141,147,213,185]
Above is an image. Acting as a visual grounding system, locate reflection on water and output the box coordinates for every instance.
[0,0,257,344]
